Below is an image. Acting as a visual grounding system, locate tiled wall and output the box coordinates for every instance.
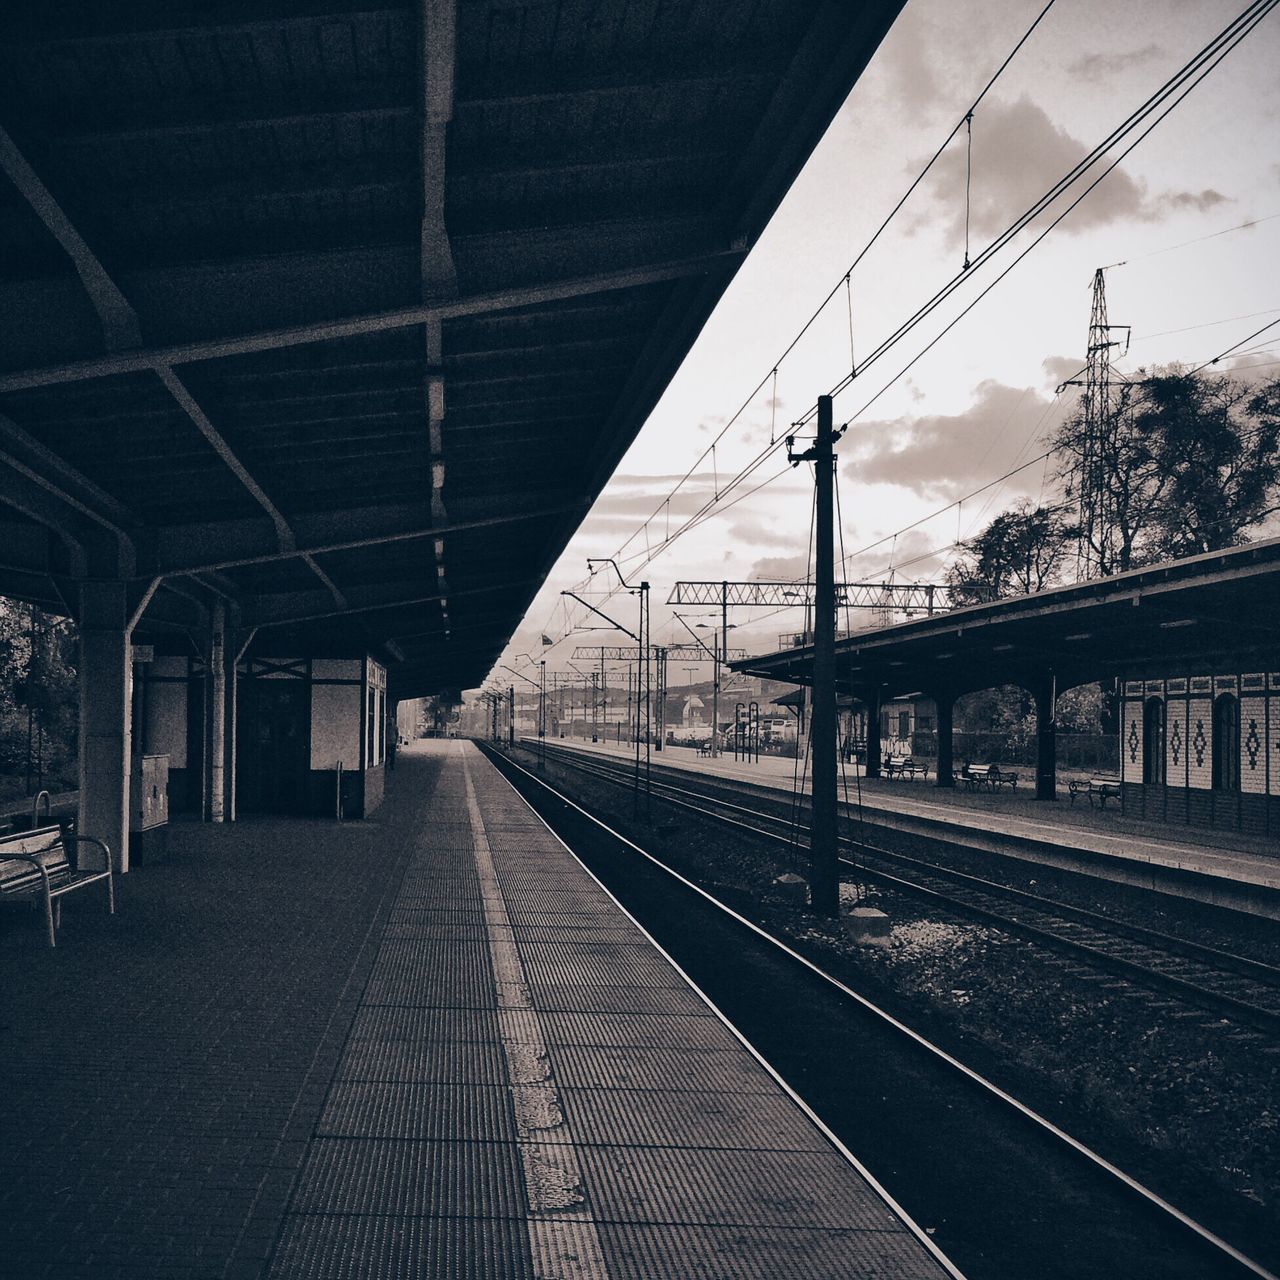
[1121,671,1279,833]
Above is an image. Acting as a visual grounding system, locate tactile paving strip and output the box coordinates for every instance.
[290,1138,527,1218]
[273,1214,536,1280]
[526,981,712,1017]
[536,1010,734,1051]
[347,1006,501,1045]
[545,1044,779,1095]
[337,1037,508,1086]
[318,1081,516,1142]
[576,1146,890,1229]
[515,940,688,990]
[558,1086,831,1153]
[596,1222,929,1280]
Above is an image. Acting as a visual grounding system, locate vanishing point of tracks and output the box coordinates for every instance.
[527,740,1280,1040]
[482,742,1277,1280]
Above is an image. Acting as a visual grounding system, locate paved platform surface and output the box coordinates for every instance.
[0,741,952,1280]
[543,737,1280,893]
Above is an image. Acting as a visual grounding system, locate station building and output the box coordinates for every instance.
[140,648,390,821]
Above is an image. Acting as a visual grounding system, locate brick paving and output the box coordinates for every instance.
[0,757,434,1280]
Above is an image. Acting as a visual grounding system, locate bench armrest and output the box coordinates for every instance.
[61,834,113,873]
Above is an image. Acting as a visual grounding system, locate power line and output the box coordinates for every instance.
[598,0,1063,575]
[794,0,1279,431]
[538,0,1275,659]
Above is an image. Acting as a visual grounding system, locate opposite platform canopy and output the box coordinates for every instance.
[733,539,1280,700]
[0,0,904,697]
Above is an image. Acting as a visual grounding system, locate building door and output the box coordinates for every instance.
[238,679,310,814]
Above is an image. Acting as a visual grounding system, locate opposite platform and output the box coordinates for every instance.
[268,740,955,1279]
[544,737,1280,915]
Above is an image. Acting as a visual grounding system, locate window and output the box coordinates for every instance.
[897,711,911,739]
[1142,698,1165,785]
[1212,693,1239,791]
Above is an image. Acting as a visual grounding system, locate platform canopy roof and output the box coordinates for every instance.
[733,538,1280,701]
[0,0,904,697]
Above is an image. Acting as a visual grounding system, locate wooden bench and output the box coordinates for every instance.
[884,754,928,781]
[0,825,114,947]
[1068,775,1122,808]
[961,763,1019,792]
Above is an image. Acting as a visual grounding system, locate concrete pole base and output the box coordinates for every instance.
[842,906,891,945]
[772,872,808,906]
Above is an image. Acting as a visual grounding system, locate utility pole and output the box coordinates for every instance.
[654,646,666,751]
[508,685,515,746]
[539,660,546,770]
[1071,267,1129,578]
[711,632,720,757]
[789,396,839,917]
[720,580,728,756]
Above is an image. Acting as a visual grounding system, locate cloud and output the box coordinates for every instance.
[1067,44,1162,82]
[727,518,802,549]
[906,95,1231,247]
[748,553,810,580]
[1041,354,1083,388]
[1160,188,1230,214]
[843,377,1058,502]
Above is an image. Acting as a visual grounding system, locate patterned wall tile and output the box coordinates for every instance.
[1167,699,1188,786]
[1269,695,1280,798]
[1187,697,1212,789]
[1241,697,1266,795]
[1123,700,1142,781]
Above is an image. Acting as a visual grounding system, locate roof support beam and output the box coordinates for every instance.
[146,497,586,578]
[247,574,526,628]
[0,251,745,393]
[154,365,295,553]
[0,125,140,352]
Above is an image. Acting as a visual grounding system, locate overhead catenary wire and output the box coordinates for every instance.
[527,0,1274,668]
[793,0,1280,432]
[610,0,1275,601]
[595,0,1063,574]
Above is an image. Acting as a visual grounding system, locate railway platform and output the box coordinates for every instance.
[539,738,1280,918]
[0,740,954,1280]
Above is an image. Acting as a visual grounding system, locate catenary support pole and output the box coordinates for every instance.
[810,396,839,917]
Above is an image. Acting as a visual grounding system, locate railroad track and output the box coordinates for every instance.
[482,741,1277,1280]
[522,739,1280,1039]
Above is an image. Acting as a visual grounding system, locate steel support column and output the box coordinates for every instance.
[78,581,131,872]
[206,601,227,822]
[864,688,882,780]
[1035,675,1058,801]
[935,692,955,788]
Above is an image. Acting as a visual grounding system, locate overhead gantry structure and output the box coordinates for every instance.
[0,0,905,862]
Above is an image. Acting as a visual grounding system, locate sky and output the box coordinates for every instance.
[480,0,1280,695]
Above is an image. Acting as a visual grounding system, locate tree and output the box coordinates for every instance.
[945,500,1078,605]
[1139,371,1280,559]
[1051,368,1280,573]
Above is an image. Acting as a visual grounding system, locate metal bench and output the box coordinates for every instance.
[884,754,928,781]
[1068,775,1122,808]
[0,825,114,947]
[961,763,1019,792]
